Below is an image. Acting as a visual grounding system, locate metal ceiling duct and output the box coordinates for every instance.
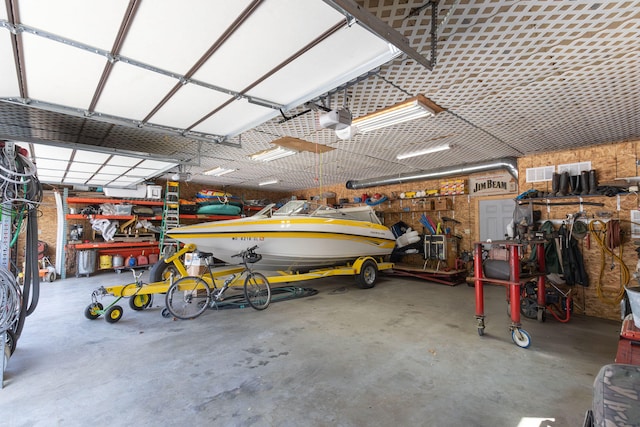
[345,157,518,190]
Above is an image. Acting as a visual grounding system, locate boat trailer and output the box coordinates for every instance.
[84,243,393,323]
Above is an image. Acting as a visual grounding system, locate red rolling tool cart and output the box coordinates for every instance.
[615,314,640,365]
[473,240,546,348]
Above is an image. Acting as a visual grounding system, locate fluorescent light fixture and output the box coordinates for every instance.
[353,94,438,134]
[259,179,279,186]
[203,167,236,176]
[250,146,297,162]
[396,144,451,160]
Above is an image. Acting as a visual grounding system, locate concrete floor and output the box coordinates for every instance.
[1,269,621,426]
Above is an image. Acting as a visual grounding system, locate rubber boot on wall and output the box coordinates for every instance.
[570,174,581,195]
[589,170,598,195]
[580,171,590,195]
[557,171,569,196]
[551,172,560,197]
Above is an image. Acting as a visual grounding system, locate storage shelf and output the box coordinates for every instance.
[67,213,240,221]
[70,241,157,250]
[66,197,164,206]
[66,214,163,220]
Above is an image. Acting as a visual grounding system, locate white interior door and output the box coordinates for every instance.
[479,198,516,242]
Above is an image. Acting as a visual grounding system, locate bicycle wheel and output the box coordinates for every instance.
[244,272,271,310]
[165,276,211,320]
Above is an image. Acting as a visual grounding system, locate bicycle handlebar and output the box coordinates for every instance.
[231,245,259,258]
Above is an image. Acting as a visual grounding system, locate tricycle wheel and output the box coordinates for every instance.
[129,294,153,311]
[355,259,378,289]
[105,305,123,323]
[84,302,103,320]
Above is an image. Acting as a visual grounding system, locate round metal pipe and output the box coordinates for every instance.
[345,157,518,190]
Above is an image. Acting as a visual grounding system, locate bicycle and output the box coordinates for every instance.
[164,245,271,320]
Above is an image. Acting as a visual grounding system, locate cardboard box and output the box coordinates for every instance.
[434,198,451,211]
[185,252,207,276]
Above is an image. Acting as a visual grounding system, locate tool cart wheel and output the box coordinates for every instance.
[355,259,378,289]
[129,294,153,311]
[511,328,531,348]
[105,305,124,323]
[478,327,484,336]
[84,302,103,320]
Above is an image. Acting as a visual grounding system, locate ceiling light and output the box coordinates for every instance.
[352,94,441,134]
[259,179,279,186]
[396,144,451,160]
[250,146,297,162]
[203,167,236,176]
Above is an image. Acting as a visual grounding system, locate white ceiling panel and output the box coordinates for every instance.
[94,62,179,121]
[249,25,400,107]
[119,0,253,75]
[191,98,277,137]
[107,155,144,167]
[68,162,99,173]
[147,82,233,130]
[22,33,106,108]
[17,0,128,51]
[192,0,343,91]
[138,159,177,170]
[35,167,65,176]
[99,165,132,175]
[85,178,113,186]
[31,144,72,160]
[65,171,94,179]
[73,151,111,164]
[0,32,20,96]
[34,158,69,170]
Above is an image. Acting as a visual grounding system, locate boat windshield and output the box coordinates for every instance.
[272,200,311,216]
[272,200,382,224]
[253,203,277,217]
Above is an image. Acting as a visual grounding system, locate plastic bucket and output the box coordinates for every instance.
[99,254,113,269]
[625,287,640,326]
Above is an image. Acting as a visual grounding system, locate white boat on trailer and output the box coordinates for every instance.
[167,200,397,273]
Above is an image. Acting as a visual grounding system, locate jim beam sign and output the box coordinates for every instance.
[469,171,517,196]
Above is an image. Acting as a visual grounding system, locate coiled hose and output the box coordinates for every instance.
[0,143,42,348]
[0,268,21,334]
[588,219,629,305]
